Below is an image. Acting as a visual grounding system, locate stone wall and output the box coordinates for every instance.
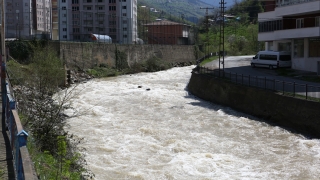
[188,72,320,138]
[55,42,196,69]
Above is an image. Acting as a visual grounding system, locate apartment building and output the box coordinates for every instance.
[5,0,52,39]
[59,0,137,43]
[52,0,59,40]
[258,0,320,72]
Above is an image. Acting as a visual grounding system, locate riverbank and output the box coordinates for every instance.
[188,70,320,138]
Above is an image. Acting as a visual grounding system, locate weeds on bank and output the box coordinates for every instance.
[200,56,218,66]
[0,168,4,178]
[27,135,84,179]
[86,56,173,78]
[281,92,320,102]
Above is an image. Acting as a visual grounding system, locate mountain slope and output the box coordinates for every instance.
[139,0,214,22]
[200,0,236,7]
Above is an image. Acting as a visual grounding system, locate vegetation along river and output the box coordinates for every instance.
[63,66,320,180]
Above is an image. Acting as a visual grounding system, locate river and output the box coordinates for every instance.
[63,66,320,180]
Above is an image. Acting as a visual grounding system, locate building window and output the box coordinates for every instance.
[73,28,80,33]
[87,0,92,2]
[316,17,320,27]
[72,0,79,4]
[63,14,66,17]
[296,18,304,28]
[109,6,116,11]
[109,0,115,3]
[72,7,79,11]
[62,0,66,2]
[87,6,91,10]
[122,6,126,9]
[123,20,127,24]
[88,27,92,31]
[99,21,104,24]
[62,6,66,10]
[63,35,67,38]
[294,39,304,58]
[98,0,103,2]
[123,27,127,31]
[122,13,126,17]
[98,6,103,10]
[62,21,67,24]
[63,28,67,31]
[309,38,320,57]
[123,34,127,38]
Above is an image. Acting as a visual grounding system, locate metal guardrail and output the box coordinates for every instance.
[197,66,320,101]
[4,77,35,179]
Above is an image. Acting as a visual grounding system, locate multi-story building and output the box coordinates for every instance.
[51,0,59,40]
[144,20,192,45]
[5,0,52,39]
[59,0,137,43]
[258,0,320,72]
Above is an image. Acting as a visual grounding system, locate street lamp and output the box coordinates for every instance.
[16,10,19,39]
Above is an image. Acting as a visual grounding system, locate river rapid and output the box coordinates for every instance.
[63,66,320,180]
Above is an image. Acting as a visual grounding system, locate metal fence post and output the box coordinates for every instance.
[293,82,295,97]
[16,131,28,180]
[242,74,243,85]
[306,84,308,100]
[236,73,237,83]
[283,81,285,95]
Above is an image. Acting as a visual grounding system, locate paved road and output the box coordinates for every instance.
[203,56,320,99]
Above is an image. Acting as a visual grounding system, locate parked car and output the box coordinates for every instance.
[251,51,292,69]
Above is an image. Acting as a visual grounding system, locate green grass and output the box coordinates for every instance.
[280,91,320,102]
[27,137,84,180]
[276,68,295,76]
[200,56,218,66]
[299,76,320,83]
[0,168,4,177]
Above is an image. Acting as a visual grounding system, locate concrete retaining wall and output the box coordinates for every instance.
[55,42,196,69]
[188,72,320,138]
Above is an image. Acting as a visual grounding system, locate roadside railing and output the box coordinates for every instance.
[197,66,320,101]
[4,77,35,179]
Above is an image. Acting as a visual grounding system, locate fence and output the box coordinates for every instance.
[197,66,320,101]
[3,72,35,179]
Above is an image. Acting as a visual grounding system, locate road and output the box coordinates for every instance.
[203,55,320,99]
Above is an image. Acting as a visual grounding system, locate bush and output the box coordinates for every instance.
[144,56,171,72]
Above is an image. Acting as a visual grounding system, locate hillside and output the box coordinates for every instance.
[138,0,214,23]
[200,0,236,7]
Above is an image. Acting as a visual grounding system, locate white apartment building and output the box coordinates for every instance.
[5,0,52,39]
[59,0,137,43]
[258,0,320,72]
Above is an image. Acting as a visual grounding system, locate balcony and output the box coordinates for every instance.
[275,0,320,16]
[258,27,320,41]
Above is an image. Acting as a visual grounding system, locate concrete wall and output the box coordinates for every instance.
[56,42,196,69]
[188,72,320,138]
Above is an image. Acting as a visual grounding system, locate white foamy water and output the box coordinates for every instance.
[63,66,320,180]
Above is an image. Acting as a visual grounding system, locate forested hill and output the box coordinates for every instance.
[138,0,246,23]
[138,0,212,23]
[200,0,236,7]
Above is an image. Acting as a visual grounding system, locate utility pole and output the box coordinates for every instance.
[219,0,226,77]
[1,0,6,121]
[200,7,214,58]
